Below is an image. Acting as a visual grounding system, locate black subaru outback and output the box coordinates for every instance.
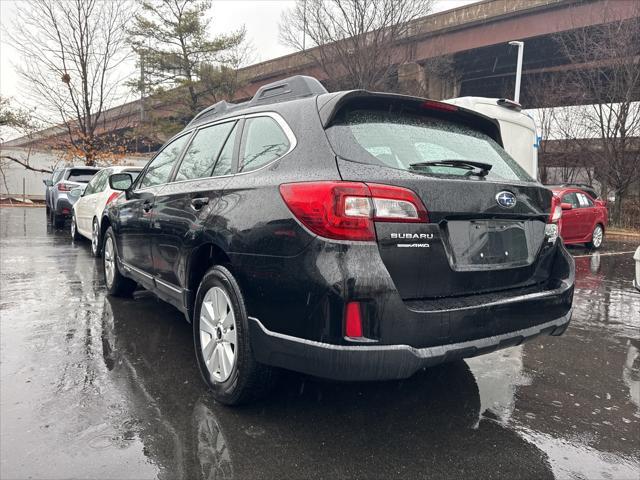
[103,76,574,405]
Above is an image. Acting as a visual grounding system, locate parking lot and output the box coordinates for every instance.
[1,206,638,479]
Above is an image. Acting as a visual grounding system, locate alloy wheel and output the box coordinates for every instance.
[103,236,115,287]
[200,286,237,383]
[92,220,99,254]
[592,225,603,248]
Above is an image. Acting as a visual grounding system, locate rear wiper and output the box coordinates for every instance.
[409,160,493,177]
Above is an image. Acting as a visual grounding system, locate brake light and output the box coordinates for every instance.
[106,192,121,205]
[420,100,458,112]
[345,302,363,338]
[57,182,73,192]
[279,181,428,241]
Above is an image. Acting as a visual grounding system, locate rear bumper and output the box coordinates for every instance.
[53,197,74,216]
[250,309,571,381]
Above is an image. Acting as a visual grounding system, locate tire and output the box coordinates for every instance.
[587,224,604,249]
[103,227,137,296]
[70,214,82,241]
[90,218,102,257]
[193,265,277,405]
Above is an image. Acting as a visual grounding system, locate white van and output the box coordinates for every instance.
[444,97,539,179]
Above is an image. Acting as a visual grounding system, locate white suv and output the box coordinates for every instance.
[71,166,142,256]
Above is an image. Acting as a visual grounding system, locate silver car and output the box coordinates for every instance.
[43,166,101,228]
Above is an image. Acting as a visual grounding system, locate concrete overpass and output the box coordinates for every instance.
[4,0,638,150]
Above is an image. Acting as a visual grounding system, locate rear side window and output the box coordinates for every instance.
[577,192,593,207]
[326,110,533,182]
[239,117,290,172]
[140,134,190,188]
[175,121,235,181]
[67,169,98,183]
[562,192,580,209]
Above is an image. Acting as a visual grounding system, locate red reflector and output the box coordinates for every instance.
[61,208,70,214]
[106,191,120,205]
[420,100,458,112]
[345,302,363,338]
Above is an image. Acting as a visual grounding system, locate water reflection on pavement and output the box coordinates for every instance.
[1,208,638,479]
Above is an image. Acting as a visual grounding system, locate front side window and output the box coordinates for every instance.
[83,171,103,196]
[239,117,290,172]
[175,121,235,181]
[93,169,110,193]
[139,134,190,188]
[327,109,533,182]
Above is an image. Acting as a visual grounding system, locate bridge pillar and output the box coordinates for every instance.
[398,60,461,100]
[397,62,427,96]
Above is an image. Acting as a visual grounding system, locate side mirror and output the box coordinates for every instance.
[109,173,133,191]
[43,179,53,187]
[561,202,573,210]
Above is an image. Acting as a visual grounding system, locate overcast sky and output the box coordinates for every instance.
[0,0,476,138]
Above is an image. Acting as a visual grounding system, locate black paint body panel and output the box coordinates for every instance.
[106,89,575,381]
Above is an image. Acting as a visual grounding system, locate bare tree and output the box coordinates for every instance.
[9,0,132,165]
[280,0,433,91]
[554,12,640,225]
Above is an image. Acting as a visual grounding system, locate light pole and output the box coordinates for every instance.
[509,40,524,104]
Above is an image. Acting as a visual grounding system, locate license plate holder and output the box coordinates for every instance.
[446,220,531,271]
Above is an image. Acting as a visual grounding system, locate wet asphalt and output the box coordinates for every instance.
[0,207,639,480]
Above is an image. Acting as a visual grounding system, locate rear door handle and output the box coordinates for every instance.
[191,197,210,210]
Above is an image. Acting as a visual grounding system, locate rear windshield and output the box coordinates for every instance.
[66,169,99,183]
[326,110,533,182]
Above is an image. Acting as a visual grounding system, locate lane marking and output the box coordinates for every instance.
[573,250,637,258]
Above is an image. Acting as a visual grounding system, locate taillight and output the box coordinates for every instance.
[279,181,428,241]
[546,195,562,243]
[549,195,562,223]
[106,192,121,205]
[57,182,73,192]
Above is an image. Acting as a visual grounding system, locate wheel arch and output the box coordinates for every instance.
[186,242,233,320]
[100,215,112,241]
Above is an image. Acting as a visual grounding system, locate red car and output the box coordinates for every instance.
[550,186,608,249]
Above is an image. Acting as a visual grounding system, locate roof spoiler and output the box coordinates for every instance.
[317,90,504,146]
[497,98,522,111]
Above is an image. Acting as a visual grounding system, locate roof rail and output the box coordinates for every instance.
[249,75,327,106]
[187,100,233,127]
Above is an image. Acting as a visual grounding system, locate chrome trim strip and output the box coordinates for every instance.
[133,112,297,191]
[249,311,572,356]
[155,277,182,294]
[120,260,153,280]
